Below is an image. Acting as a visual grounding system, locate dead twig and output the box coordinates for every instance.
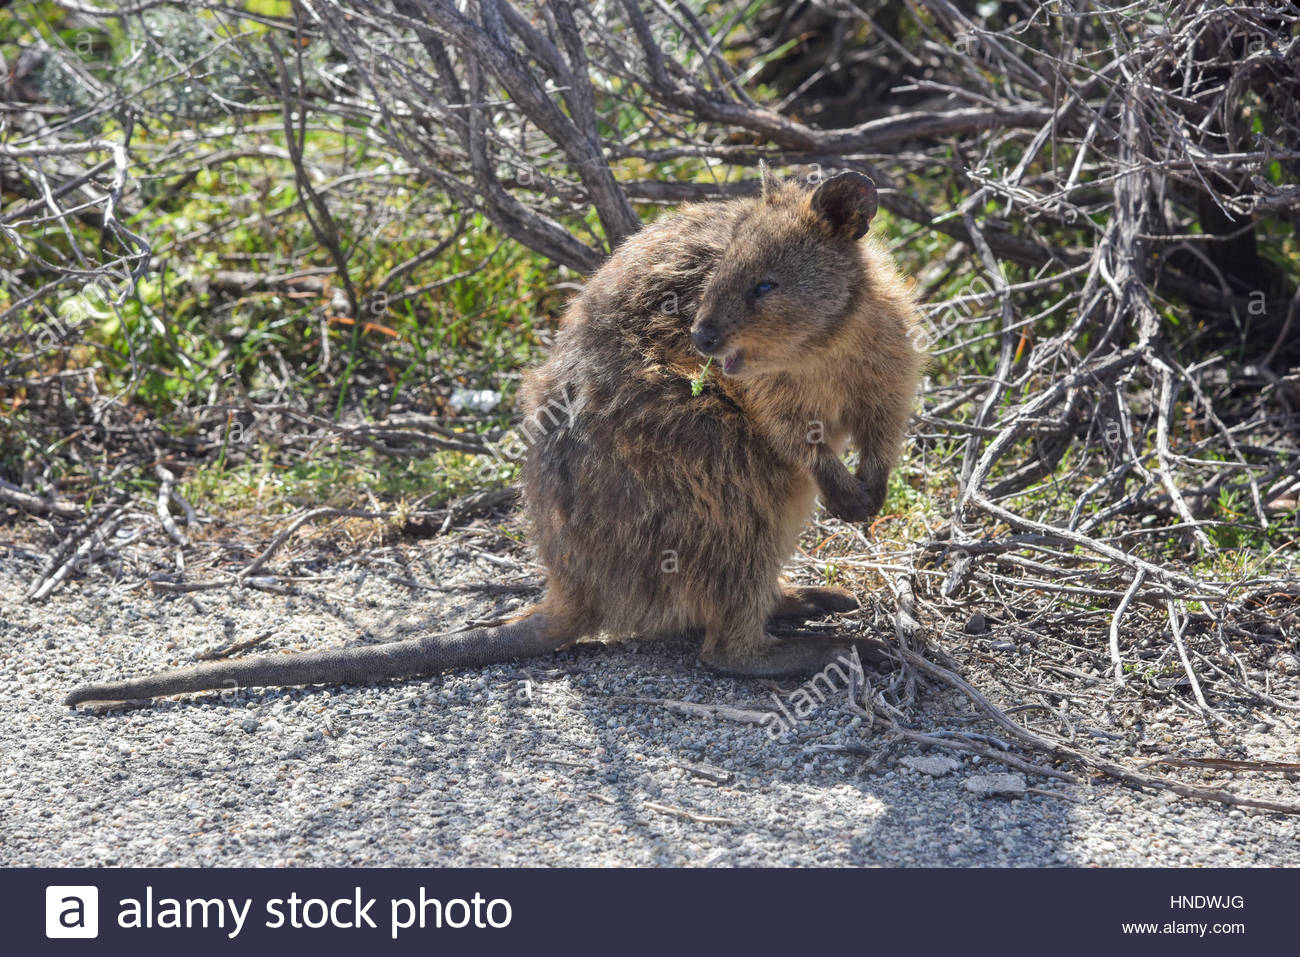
[0,480,81,519]
[643,801,733,825]
[240,507,388,580]
[196,629,274,661]
[611,696,773,725]
[154,465,188,547]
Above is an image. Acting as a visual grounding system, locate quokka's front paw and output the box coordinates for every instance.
[822,475,885,522]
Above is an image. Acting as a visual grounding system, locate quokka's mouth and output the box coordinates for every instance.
[721,350,744,376]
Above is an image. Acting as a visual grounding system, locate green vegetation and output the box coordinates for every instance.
[1,6,573,514]
[2,1,1294,595]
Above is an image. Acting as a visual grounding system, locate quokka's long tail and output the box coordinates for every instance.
[65,609,565,706]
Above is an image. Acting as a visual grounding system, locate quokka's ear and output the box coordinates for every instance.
[810,172,878,239]
[759,160,782,203]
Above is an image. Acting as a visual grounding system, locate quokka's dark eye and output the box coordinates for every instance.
[754,281,778,295]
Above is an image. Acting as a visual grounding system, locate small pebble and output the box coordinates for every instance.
[964,773,1026,797]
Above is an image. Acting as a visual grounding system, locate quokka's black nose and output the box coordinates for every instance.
[691,325,721,354]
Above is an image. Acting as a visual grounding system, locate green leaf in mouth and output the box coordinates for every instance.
[690,356,713,396]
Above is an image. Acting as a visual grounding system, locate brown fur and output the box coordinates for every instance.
[64,171,922,705]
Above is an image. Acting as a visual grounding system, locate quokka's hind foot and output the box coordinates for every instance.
[771,585,860,621]
[699,628,885,679]
[772,632,894,668]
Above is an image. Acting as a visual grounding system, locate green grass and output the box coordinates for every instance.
[182,444,496,516]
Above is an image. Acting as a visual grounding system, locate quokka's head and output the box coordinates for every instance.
[690,170,878,378]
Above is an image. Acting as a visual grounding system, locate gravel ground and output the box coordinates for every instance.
[2,543,1298,867]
